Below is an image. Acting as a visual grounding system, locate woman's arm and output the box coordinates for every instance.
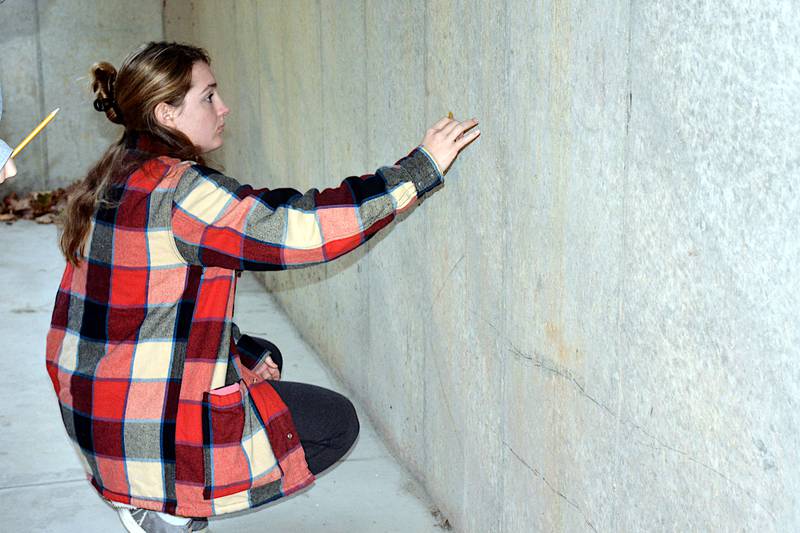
[171,116,479,270]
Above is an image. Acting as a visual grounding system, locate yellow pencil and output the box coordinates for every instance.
[11,107,60,159]
[448,111,454,119]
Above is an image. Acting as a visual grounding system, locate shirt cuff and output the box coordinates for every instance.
[416,145,444,180]
[398,147,444,198]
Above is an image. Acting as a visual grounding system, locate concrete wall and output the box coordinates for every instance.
[166,1,800,531]
[0,0,163,194]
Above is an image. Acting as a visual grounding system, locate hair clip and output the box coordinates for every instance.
[93,97,113,113]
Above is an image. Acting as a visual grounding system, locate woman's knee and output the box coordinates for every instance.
[336,394,360,450]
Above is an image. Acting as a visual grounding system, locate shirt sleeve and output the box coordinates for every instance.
[171,147,442,270]
[0,139,11,170]
[230,322,283,373]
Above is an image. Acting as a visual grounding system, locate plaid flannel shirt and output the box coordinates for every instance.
[45,134,442,517]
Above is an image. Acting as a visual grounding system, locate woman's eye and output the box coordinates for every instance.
[205,93,214,102]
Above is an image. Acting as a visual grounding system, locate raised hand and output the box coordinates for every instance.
[420,115,480,174]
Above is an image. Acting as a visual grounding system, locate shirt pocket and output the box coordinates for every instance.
[201,381,281,500]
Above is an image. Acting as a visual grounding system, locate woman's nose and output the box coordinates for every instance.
[218,98,230,117]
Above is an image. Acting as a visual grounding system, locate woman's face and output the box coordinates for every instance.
[170,61,230,153]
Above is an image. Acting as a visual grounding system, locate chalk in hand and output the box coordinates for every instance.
[11,108,60,159]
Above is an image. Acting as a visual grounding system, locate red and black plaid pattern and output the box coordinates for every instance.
[45,134,442,517]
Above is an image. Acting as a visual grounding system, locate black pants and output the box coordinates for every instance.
[269,380,360,475]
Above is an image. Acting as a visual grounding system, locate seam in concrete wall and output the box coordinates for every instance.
[499,3,510,532]
[610,1,635,529]
[33,0,49,186]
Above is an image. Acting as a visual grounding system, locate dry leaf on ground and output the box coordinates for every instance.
[1,182,79,224]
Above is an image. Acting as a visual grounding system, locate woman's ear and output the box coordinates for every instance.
[154,102,177,128]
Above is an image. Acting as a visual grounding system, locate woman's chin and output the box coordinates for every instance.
[201,139,224,154]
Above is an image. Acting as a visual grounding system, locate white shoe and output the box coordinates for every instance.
[116,507,208,533]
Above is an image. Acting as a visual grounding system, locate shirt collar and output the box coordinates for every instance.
[124,131,178,158]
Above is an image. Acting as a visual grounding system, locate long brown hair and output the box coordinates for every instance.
[60,42,210,265]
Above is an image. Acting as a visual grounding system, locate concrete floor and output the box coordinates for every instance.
[0,221,444,533]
